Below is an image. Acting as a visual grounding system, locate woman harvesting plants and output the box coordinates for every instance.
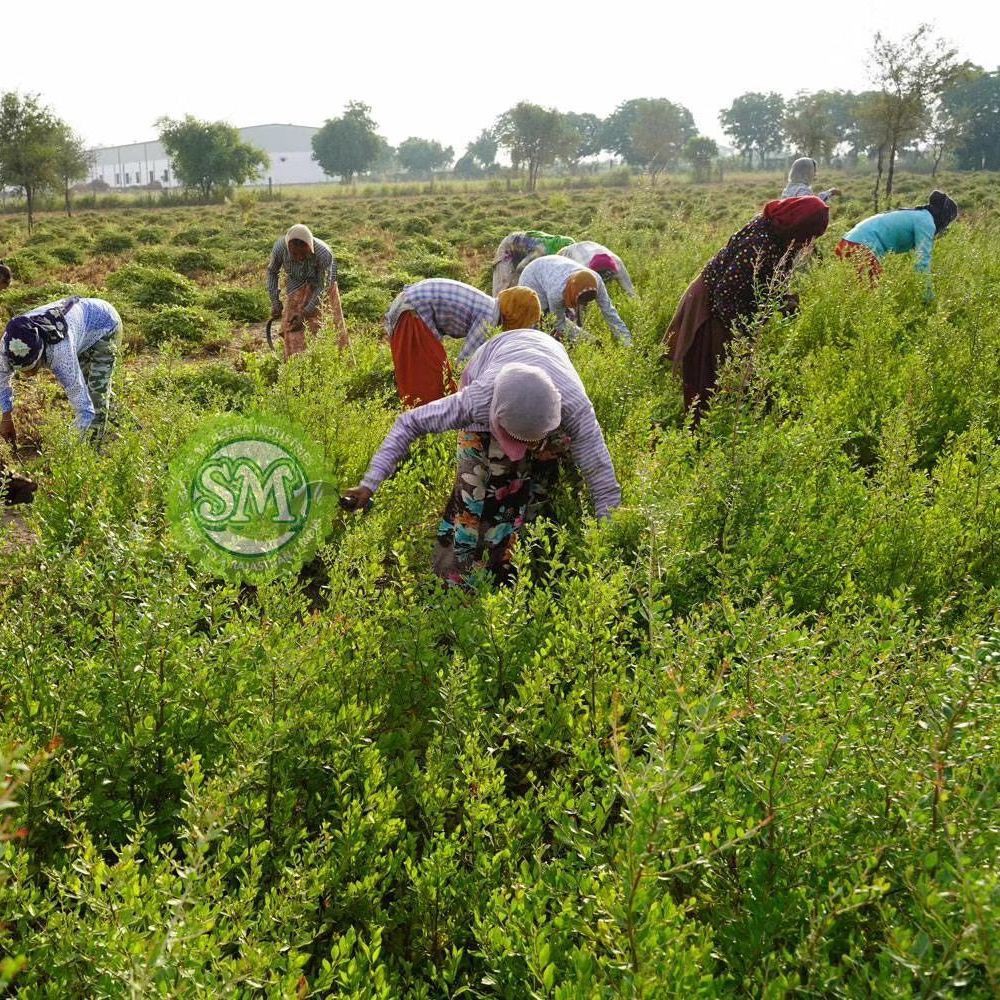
[519,255,632,345]
[266,223,349,357]
[836,190,958,296]
[781,156,840,202]
[491,229,576,293]
[558,240,637,296]
[1,296,123,446]
[385,279,541,406]
[664,195,830,420]
[342,329,620,585]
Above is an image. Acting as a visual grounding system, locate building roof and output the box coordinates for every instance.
[89,123,321,166]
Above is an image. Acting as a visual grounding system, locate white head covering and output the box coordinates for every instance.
[489,363,562,461]
[285,224,315,252]
[787,157,817,186]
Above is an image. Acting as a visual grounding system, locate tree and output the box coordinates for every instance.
[397,137,454,176]
[940,67,1000,171]
[311,102,382,184]
[156,115,267,199]
[494,103,578,191]
[854,91,896,209]
[684,135,718,182]
[602,99,695,181]
[719,92,786,168]
[0,92,63,231]
[52,125,90,216]
[466,129,498,169]
[453,153,479,179]
[562,112,605,166]
[867,24,958,207]
[784,90,855,161]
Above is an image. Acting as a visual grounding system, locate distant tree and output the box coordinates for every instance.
[397,137,454,176]
[52,124,90,216]
[0,91,63,231]
[562,112,605,165]
[603,98,695,179]
[719,92,786,168]
[370,136,398,176]
[630,100,696,181]
[684,135,718,182]
[867,24,958,207]
[784,90,855,161]
[453,153,479,179]
[467,129,498,169]
[311,102,383,184]
[156,115,267,199]
[494,103,578,191]
[939,67,999,171]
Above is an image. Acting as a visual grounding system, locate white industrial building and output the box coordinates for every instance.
[88,123,329,189]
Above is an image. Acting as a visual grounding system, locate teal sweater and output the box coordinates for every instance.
[842,209,937,272]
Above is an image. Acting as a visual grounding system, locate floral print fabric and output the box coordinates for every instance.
[434,428,571,585]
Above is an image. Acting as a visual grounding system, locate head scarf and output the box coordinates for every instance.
[2,318,45,369]
[787,157,817,186]
[285,224,315,252]
[762,196,829,244]
[563,269,599,311]
[588,252,618,277]
[489,362,562,461]
[2,297,80,370]
[497,286,542,331]
[913,191,958,234]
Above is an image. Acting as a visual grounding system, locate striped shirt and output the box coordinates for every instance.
[361,329,621,518]
[266,236,338,314]
[385,279,500,362]
[558,241,637,296]
[0,298,122,428]
[519,255,632,345]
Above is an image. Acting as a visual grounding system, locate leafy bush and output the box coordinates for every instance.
[93,232,135,254]
[107,265,199,308]
[142,305,228,347]
[4,249,55,282]
[203,286,269,323]
[171,248,224,275]
[0,282,82,320]
[341,285,391,323]
[48,245,85,265]
[135,226,167,245]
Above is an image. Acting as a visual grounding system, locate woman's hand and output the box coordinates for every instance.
[340,486,373,511]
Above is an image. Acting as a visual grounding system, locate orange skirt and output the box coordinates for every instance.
[389,311,457,408]
[835,239,883,283]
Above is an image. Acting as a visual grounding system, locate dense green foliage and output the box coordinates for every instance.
[0,173,998,996]
[156,116,269,200]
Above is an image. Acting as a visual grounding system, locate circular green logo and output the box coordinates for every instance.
[167,414,335,582]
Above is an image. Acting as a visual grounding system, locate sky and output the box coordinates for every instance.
[3,1,998,155]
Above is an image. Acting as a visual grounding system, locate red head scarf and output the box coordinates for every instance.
[762,196,829,243]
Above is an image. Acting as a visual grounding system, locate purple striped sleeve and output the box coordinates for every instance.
[564,402,621,518]
[360,390,477,493]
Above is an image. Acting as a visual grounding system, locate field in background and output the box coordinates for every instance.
[0,173,998,996]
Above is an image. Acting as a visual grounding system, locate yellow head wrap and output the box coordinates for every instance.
[497,286,542,331]
[563,270,598,311]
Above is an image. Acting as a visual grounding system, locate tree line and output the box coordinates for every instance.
[309,25,996,209]
[1,24,997,226]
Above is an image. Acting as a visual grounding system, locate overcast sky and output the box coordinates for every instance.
[4,2,998,154]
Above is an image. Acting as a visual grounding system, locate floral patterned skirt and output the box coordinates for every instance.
[433,428,571,585]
